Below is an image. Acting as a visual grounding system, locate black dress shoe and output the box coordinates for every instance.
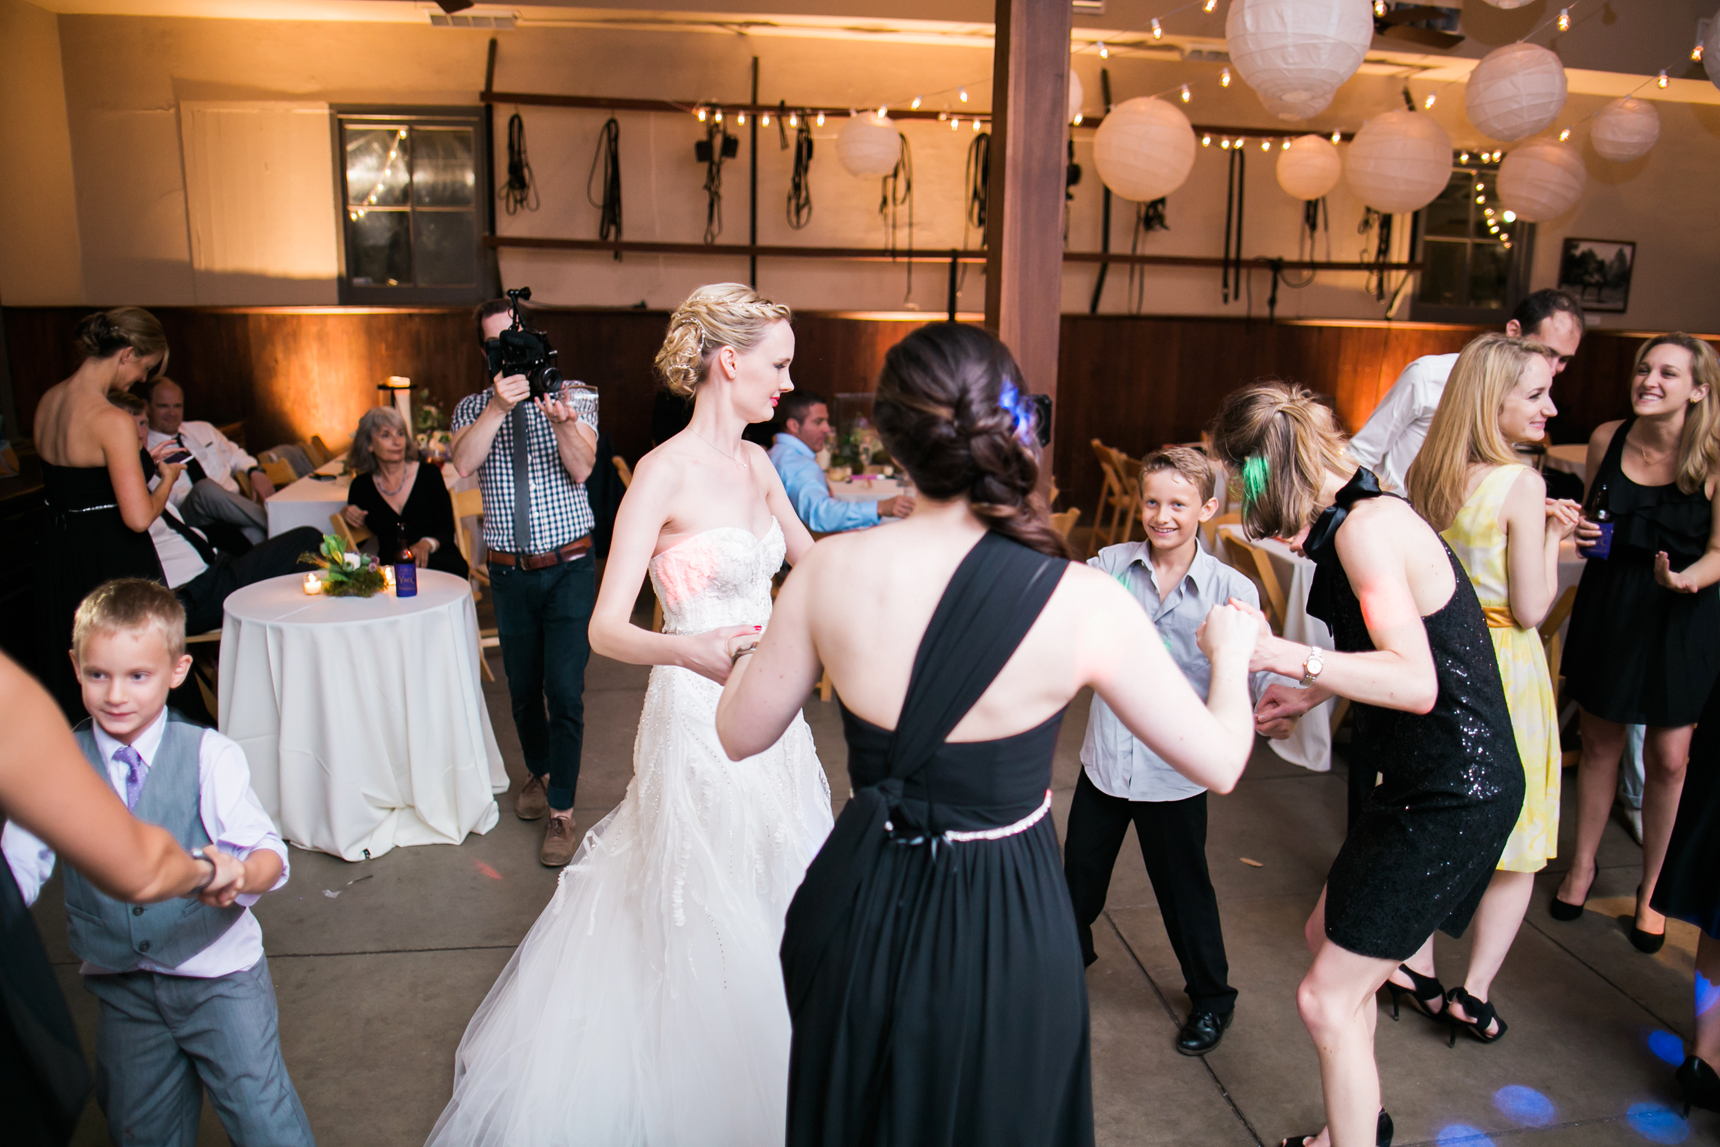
[1176,1009,1233,1056]
[1677,1055,1720,1116]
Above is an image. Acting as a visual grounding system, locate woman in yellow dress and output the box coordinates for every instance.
[1390,332,1581,1044]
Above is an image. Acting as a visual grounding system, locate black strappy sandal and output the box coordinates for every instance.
[1445,986,1508,1046]
[1280,1109,1394,1147]
[1381,964,1445,1025]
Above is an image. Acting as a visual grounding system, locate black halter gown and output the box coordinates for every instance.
[780,530,1092,1147]
[1305,470,1524,960]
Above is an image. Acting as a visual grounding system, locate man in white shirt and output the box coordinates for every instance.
[1349,289,1586,493]
[145,377,274,544]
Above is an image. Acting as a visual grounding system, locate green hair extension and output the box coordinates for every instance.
[1240,454,1270,511]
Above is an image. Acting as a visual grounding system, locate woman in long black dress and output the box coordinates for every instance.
[1553,335,1720,950]
[714,324,1261,1147]
[31,308,180,718]
[1211,381,1523,1147]
[342,405,469,578]
[1652,677,1720,1118]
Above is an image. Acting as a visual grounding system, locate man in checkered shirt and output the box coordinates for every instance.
[452,299,599,867]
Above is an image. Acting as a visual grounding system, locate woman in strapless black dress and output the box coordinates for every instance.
[1553,335,1720,949]
[715,323,1261,1147]
[31,309,179,719]
[1210,381,1522,1147]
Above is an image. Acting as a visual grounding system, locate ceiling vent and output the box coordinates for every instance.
[429,13,516,28]
[1072,1,1105,15]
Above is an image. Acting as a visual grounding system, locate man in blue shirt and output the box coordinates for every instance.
[767,392,912,533]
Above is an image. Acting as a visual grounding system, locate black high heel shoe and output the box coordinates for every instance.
[1381,964,1445,1025]
[1445,986,1508,1046]
[1548,894,1584,921]
[1629,885,1667,953]
[1678,1056,1720,1116]
[1280,1109,1394,1147]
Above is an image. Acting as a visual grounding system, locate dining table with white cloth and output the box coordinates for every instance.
[217,570,506,860]
[828,475,903,503]
[1545,443,1589,478]
[1216,526,1588,772]
[264,453,473,538]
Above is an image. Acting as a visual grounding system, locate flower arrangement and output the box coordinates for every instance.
[299,534,387,598]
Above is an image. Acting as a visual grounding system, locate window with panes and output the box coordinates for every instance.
[1412,155,1535,322]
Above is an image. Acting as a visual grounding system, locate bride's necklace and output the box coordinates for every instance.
[376,463,410,496]
[1629,434,1674,471]
[692,431,748,471]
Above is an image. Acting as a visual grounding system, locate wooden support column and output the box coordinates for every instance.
[984,0,1071,476]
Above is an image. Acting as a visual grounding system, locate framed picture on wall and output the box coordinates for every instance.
[1557,238,1635,313]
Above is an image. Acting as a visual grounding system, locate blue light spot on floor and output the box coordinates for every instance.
[1494,1085,1555,1126]
[1628,1103,1690,1143]
[1436,1126,1495,1147]
[1648,1030,1687,1066]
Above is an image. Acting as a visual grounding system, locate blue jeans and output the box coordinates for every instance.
[488,553,596,810]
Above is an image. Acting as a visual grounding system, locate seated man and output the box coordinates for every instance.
[767,392,913,533]
[113,392,320,634]
[144,376,273,545]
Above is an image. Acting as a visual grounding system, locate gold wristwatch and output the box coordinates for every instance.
[1299,646,1325,688]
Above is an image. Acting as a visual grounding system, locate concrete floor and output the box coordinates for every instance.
[34,643,1717,1146]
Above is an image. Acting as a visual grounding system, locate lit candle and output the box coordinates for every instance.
[383,565,396,590]
[303,573,323,595]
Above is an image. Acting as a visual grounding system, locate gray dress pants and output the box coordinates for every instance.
[181,479,268,545]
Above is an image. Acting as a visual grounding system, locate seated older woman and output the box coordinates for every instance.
[343,407,469,578]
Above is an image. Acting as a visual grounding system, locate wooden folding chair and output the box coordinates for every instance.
[1088,441,1141,557]
[441,487,499,682]
[259,458,298,489]
[1538,585,1579,763]
[1201,510,1241,553]
[1220,534,1288,635]
[1050,507,1081,540]
[613,455,634,488]
[304,437,332,467]
[233,469,252,500]
[329,512,373,551]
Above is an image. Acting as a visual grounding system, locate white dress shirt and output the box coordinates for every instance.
[147,473,212,588]
[147,420,258,507]
[1346,352,1460,495]
[1,709,289,978]
[1080,542,1266,802]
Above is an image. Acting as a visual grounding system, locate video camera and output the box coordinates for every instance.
[485,287,567,401]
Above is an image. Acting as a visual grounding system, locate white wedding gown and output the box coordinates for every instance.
[427,520,833,1146]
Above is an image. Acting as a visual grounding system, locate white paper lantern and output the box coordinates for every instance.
[1497,139,1585,222]
[1344,110,1453,214]
[1092,96,1197,202]
[1259,89,1334,122]
[1476,0,1533,7]
[1590,97,1660,162]
[1277,134,1342,200]
[1464,43,1568,142]
[835,114,901,177]
[1069,68,1084,124]
[1225,0,1373,103]
[1706,11,1720,92]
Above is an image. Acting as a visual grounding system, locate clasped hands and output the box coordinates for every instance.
[194,849,251,908]
[1204,597,1329,740]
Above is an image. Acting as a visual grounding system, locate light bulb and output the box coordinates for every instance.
[697,107,707,122]
[1221,67,1231,87]
[1332,130,1342,143]
[1073,112,1083,125]
[1559,126,1570,141]
[1151,17,1162,38]
[1180,84,1191,103]
[1658,70,1669,88]
[951,118,960,130]
[1476,182,1484,191]
[789,113,798,126]
[1484,207,1494,216]
[1460,152,1469,163]
[1476,195,1485,204]
[1695,44,1705,62]
[736,112,746,124]
[763,113,772,125]
[875,105,886,118]
[1202,134,1212,146]
[973,118,982,131]
[937,111,947,121]
[1557,7,1570,30]
[1503,210,1516,222]
[1261,139,1270,151]
[1424,93,1436,109]
[1203,0,1215,11]
[816,111,825,126]
[1375,0,1386,14]
[1099,41,1109,59]
[911,95,922,110]
[714,109,723,123]
[1281,138,1291,150]
[959,88,969,103]
[1221,138,1232,148]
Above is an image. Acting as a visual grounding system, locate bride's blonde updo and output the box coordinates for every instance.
[653,283,793,397]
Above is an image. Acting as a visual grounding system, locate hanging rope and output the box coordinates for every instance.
[1221,146,1246,304]
[586,116,622,259]
[1123,198,1167,315]
[1359,207,1395,301]
[786,115,814,230]
[501,110,538,215]
[698,117,737,245]
[965,132,990,233]
[881,133,914,302]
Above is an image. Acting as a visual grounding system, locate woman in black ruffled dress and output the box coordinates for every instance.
[1553,334,1720,951]
[1210,381,1522,1147]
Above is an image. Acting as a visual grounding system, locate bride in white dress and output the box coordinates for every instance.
[427,284,834,1146]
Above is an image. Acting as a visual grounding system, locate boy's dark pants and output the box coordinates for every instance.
[1063,770,1237,1015]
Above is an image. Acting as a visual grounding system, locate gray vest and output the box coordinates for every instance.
[63,713,244,972]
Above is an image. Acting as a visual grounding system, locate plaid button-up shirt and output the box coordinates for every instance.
[452,384,598,554]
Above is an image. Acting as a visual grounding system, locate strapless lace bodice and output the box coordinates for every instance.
[649,520,785,635]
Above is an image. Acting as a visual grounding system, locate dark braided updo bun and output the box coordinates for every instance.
[874,323,1069,560]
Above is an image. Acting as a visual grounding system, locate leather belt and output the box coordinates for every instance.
[487,536,592,570]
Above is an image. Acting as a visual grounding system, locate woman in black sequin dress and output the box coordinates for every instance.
[715,324,1262,1147]
[1210,381,1523,1147]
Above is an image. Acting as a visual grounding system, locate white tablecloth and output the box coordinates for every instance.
[1546,443,1588,478]
[217,571,505,860]
[829,476,903,503]
[265,455,471,538]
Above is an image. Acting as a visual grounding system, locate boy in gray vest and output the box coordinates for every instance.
[0,579,313,1146]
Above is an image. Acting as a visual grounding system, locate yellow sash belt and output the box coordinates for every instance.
[1480,603,1522,630]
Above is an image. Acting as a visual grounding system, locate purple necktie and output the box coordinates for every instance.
[116,745,149,810]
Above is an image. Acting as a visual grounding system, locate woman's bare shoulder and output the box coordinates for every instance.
[1590,420,1625,449]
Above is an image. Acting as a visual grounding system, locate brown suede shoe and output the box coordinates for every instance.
[540,814,577,867]
[515,774,548,821]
